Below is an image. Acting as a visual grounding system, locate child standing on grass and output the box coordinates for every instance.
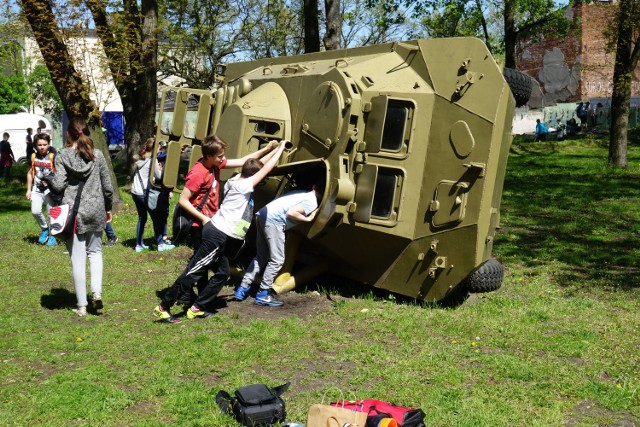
[49,118,113,317]
[131,138,174,253]
[26,133,58,246]
[0,132,15,180]
[534,119,548,142]
[25,128,34,160]
[153,140,287,323]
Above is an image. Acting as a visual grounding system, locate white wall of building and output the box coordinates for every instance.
[22,33,122,113]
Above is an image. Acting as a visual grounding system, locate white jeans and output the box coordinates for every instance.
[31,190,55,230]
[66,231,103,307]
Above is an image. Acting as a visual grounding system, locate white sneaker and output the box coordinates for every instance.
[72,306,87,317]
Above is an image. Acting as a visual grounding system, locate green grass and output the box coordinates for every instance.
[0,137,638,426]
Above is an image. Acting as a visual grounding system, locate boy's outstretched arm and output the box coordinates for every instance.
[224,140,278,169]
[250,141,287,187]
[287,205,318,223]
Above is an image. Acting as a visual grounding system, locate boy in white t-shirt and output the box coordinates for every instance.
[153,140,287,323]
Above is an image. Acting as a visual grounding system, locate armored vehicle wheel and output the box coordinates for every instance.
[464,258,504,293]
[503,68,532,107]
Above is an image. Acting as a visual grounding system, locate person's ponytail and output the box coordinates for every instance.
[67,118,95,162]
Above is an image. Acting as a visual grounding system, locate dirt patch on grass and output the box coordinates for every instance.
[205,286,339,321]
[564,400,639,427]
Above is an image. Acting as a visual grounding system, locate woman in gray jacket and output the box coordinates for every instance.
[51,118,114,316]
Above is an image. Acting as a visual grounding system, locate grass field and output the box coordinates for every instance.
[0,136,638,426]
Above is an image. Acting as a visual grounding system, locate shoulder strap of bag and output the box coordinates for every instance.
[271,382,290,397]
[195,170,215,212]
[72,179,86,213]
[215,389,234,414]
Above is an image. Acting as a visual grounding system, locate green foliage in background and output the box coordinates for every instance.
[0,72,29,114]
[26,64,63,120]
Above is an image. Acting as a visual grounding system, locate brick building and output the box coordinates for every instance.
[517,0,640,107]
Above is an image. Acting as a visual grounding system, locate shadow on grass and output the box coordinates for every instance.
[41,288,106,316]
[298,272,469,309]
[40,287,76,310]
[498,142,640,290]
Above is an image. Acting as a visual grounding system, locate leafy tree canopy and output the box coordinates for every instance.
[0,73,29,114]
[26,64,63,119]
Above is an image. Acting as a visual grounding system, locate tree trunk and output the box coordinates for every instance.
[20,0,93,119]
[323,0,342,50]
[504,0,517,69]
[123,0,158,178]
[608,0,637,168]
[87,0,158,180]
[304,0,321,53]
[20,0,122,204]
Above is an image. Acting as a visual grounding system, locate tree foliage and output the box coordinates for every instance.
[26,64,64,119]
[363,0,571,66]
[341,0,413,46]
[0,73,29,114]
[239,0,304,58]
[159,0,245,88]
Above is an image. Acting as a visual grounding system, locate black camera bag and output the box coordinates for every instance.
[216,382,289,426]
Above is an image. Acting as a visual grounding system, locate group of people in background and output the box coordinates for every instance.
[534,101,602,142]
[12,120,323,320]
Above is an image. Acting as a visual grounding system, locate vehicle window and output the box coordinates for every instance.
[183,94,200,139]
[381,102,408,151]
[371,168,398,218]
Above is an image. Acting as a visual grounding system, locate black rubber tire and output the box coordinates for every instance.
[464,258,504,293]
[503,67,532,107]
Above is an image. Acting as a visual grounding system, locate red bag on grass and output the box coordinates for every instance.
[331,399,425,427]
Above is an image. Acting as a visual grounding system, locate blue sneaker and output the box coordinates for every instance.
[135,245,148,253]
[254,290,284,307]
[233,286,251,301]
[38,229,49,244]
[158,242,175,252]
[45,236,57,246]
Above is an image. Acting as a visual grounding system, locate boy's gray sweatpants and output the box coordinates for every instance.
[240,216,286,291]
[66,231,103,307]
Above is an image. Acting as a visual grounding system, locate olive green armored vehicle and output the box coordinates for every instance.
[152,37,529,303]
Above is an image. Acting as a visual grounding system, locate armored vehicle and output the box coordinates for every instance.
[153,37,528,303]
